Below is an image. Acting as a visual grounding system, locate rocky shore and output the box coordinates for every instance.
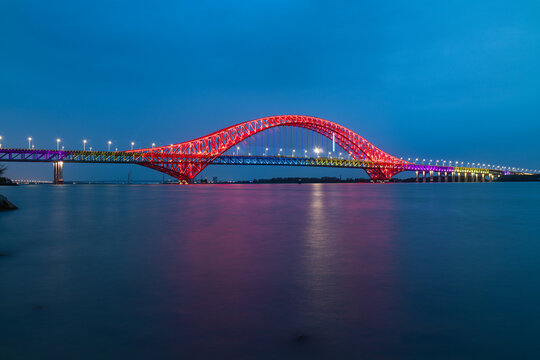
[0,194,17,211]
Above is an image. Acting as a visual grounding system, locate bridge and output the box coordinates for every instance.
[0,115,524,184]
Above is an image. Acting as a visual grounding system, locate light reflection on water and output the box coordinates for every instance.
[0,183,539,359]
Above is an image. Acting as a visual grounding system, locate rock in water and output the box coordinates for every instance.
[0,194,18,210]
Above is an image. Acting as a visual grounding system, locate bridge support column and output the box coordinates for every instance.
[445,172,448,182]
[53,161,64,184]
[423,171,426,183]
[430,171,434,182]
[452,172,455,182]
[437,171,441,182]
[416,171,419,182]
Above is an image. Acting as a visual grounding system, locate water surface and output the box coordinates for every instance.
[1,183,539,359]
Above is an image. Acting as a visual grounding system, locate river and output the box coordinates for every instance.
[1,183,539,359]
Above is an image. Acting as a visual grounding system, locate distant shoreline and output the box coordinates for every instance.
[7,174,539,185]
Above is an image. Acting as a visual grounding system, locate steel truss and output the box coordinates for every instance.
[127,115,410,181]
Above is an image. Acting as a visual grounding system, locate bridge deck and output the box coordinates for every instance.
[0,148,510,175]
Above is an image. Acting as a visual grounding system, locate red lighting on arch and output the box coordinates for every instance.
[127,115,408,181]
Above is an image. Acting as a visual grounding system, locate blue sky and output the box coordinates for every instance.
[1,1,539,180]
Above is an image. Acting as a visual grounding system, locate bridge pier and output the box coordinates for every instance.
[422,171,426,183]
[53,161,64,184]
[430,171,433,182]
[445,172,448,182]
[416,171,419,182]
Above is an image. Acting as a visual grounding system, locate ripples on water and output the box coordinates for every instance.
[1,183,539,359]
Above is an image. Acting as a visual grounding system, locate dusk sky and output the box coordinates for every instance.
[1,1,539,180]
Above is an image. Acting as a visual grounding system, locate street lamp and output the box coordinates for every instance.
[89,146,93,151]
[28,137,32,149]
[108,141,112,151]
[151,143,155,148]
[131,142,135,150]
[56,138,61,150]
[83,139,87,151]
[0,135,2,149]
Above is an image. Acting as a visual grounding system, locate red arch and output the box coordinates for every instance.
[128,115,408,181]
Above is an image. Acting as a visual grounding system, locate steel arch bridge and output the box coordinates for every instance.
[1,114,516,183]
[126,115,409,182]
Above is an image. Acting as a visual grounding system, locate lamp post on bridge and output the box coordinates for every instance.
[0,135,2,149]
[152,143,155,148]
[108,141,112,151]
[131,142,135,151]
[56,138,61,150]
[83,139,87,151]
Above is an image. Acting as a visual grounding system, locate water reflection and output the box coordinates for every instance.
[1,184,540,359]
[300,184,402,357]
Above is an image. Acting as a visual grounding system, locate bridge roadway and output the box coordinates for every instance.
[0,148,510,184]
